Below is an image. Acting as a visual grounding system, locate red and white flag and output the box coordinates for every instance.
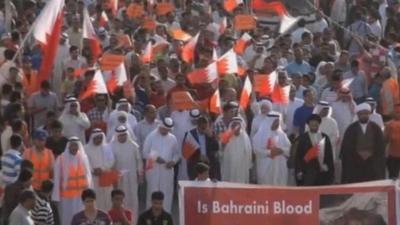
[187,62,218,84]
[224,0,243,13]
[251,1,298,34]
[304,138,326,164]
[254,71,278,96]
[219,17,227,34]
[210,88,221,114]
[234,32,252,55]
[107,62,128,93]
[182,132,200,160]
[32,0,64,82]
[239,76,252,109]
[98,11,109,27]
[80,70,109,100]
[145,151,158,171]
[141,42,153,64]
[217,49,238,75]
[271,84,290,104]
[83,9,102,61]
[181,32,199,64]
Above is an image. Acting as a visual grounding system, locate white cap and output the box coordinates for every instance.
[189,109,201,118]
[355,103,371,113]
[161,117,174,129]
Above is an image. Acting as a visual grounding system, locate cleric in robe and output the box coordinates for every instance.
[295,114,335,186]
[340,103,386,184]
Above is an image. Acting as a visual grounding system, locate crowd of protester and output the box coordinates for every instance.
[0,0,399,225]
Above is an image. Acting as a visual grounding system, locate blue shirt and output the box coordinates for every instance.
[286,61,312,75]
[293,105,315,134]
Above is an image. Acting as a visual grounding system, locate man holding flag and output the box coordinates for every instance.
[295,114,335,186]
[183,116,220,180]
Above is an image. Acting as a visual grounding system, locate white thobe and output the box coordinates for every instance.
[111,140,143,216]
[253,130,291,186]
[52,152,92,225]
[84,144,115,211]
[171,110,194,181]
[331,101,355,138]
[143,130,180,213]
[59,113,91,144]
[134,119,160,152]
[221,131,252,183]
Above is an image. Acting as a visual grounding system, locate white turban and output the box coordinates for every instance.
[355,103,371,113]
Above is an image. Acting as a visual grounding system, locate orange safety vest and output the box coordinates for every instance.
[22,70,40,97]
[59,155,89,198]
[381,78,400,116]
[24,148,54,190]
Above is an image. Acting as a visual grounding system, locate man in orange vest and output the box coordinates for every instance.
[23,129,55,190]
[51,137,92,225]
[380,67,400,121]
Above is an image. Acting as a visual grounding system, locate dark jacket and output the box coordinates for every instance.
[295,132,334,186]
[184,128,220,180]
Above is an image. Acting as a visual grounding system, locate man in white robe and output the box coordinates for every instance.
[171,109,198,181]
[250,100,272,138]
[106,111,137,141]
[84,129,115,211]
[110,125,143,217]
[107,98,138,138]
[252,112,291,185]
[59,97,91,144]
[52,137,92,225]
[364,97,384,131]
[134,105,159,152]
[143,117,180,213]
[331,88,356,140]
[52,33,70,101]
[221,117,252,183]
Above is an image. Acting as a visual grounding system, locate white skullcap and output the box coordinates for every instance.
[355,103,371,113]
[161,117,174,129]
[189,109,201,118]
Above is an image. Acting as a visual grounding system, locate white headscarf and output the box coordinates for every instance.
[60,97,82,118]
[252,112,284,151]
[107,111,137,141]
[85,129,114,165]
[110,125,138,147]
[312,101,332,118]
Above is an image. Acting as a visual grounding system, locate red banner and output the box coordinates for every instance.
[179,180,398,225]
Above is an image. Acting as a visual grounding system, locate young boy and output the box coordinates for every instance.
[108,189,133,225]
[195,162,211,181]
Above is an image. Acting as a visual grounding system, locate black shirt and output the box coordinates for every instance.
[45,136,68,158]
[137,209,173,225]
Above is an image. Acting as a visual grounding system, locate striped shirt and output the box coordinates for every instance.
[1,149,22,185]
[31,194,54,225]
